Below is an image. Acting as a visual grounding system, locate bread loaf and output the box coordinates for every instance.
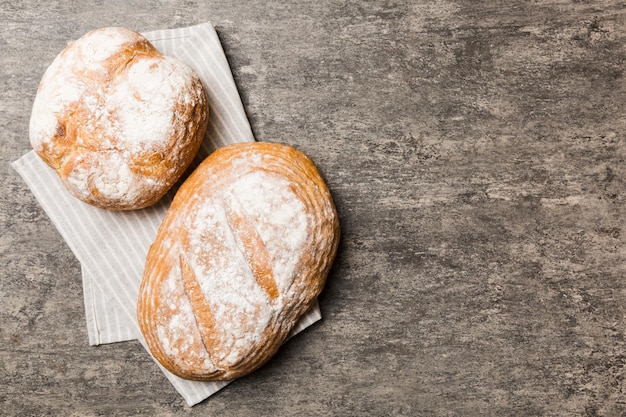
[29,27,208,210]
[137,142,340,381]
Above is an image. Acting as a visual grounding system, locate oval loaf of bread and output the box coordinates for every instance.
[137,142,340,381]
[29,27,208,210]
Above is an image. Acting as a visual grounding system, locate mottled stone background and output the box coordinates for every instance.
[2,1,626,416]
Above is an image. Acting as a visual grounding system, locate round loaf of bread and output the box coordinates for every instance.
[29,27,208,210]
[137,142,340,381]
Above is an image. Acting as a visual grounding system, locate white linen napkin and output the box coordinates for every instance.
[11,22,321,406]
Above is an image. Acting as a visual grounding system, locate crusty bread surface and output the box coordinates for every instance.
[137,142,340,381]
[29,27,208,210]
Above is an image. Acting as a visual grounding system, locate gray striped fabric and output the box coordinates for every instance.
[12,22,321,406]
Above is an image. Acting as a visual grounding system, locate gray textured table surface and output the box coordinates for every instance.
[3,1,626,416]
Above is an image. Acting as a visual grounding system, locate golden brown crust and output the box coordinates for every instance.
[137,142,340,381]
[29,27,208,210]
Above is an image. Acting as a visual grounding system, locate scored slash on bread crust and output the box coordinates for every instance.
[223,193,280,302]
[179,254,224,371]
[137,142,340,381]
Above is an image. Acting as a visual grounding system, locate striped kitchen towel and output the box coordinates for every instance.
[11,22,321,406]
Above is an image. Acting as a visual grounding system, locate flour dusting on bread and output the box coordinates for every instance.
[137,142,340,381]
[29,27,208,210]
